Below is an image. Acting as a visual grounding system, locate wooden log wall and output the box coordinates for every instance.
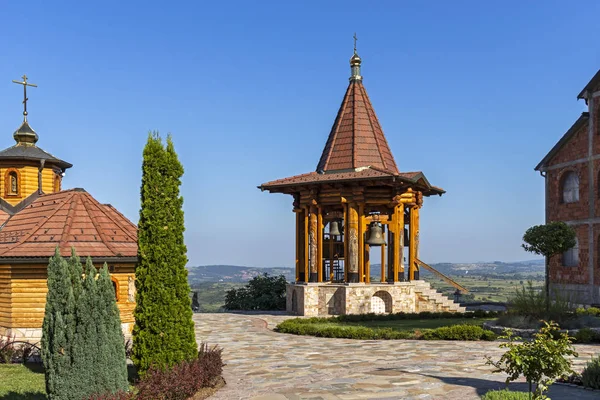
[1,263,136,329]
[0,265,10,329]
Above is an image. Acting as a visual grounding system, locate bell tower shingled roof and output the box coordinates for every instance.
[316,45,399,175]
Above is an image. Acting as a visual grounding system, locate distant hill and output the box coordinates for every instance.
[187,265,294,284]
[187,260,544,285]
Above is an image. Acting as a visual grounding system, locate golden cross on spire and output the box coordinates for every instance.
[353,32,358,54]
[12,74,37,121]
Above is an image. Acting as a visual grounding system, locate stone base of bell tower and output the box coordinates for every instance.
[286,280,466,317]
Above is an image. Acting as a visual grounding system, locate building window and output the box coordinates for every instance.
[4,169,20,197]
[561,171,579,203]
[563,237,579,267]
[111,277,120,302]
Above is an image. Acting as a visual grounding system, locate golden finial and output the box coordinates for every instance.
[350,33,362,81]
[12,75,37,122]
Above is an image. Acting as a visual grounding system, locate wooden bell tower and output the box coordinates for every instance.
[259,41,467,316]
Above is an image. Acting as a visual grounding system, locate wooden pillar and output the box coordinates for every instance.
[309,206,318,282]
[347,202,359,283]
[393,205,404,282]
[317,207,324,283]
[295,209,303,282]
[358,204,365,283]
[343,203,348,282]
[380,232,386,283]
[304,207,309,283]
[409,205,420,281]
[365,242,371,283]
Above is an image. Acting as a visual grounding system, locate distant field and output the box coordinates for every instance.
[190,282,244,312]
[425,273,544,303]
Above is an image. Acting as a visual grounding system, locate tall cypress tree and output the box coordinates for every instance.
[97,264,128,393]
[133,132,197,374]
[42,248,77,399]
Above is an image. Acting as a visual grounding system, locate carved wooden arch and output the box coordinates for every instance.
[4,168,21,197]
[558,168,580,204]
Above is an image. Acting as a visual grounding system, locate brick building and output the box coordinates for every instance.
[535,70,600,305]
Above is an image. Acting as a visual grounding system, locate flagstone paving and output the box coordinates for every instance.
[194,313,600,400]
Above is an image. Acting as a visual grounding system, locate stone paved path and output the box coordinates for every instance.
[194,313,600,400]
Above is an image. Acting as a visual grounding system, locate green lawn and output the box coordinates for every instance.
[0,364,46,399]
[304,317,493,332]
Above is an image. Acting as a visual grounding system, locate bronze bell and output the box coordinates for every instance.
[366,222,386,246]
[329,220,341,236]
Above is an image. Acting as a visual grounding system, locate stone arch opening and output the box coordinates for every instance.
[371,290,392,314]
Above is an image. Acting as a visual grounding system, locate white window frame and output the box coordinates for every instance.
[562,172,579,203]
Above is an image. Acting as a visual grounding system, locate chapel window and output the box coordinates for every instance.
[561,171,579,204]
[5,170,19,196]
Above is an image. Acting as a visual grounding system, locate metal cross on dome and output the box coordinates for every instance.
[12,74,37,121]
[353,32,358,54]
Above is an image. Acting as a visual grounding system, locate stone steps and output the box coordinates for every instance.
[412,280,466,313]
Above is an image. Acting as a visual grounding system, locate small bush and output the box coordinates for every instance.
[582,355,600,390]
[576,307,600,317]
[421,325,496,341]
[481,389,529,400]
[574,328,597,343]
[136,343,224,400]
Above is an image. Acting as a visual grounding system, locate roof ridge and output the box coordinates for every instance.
[359,83,387,171]
[318,83,352,172]
[99,201,138,243]
[59,192,79,247]
[0,191,77,257]
[80,193,119,254]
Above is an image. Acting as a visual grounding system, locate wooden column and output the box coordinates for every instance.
[304,206,309,283]
[365,242,371,283]
[347,202,360,283]
[317,207,324,283]
[409,205,420,281]
[393,205,404,282]
[381,231,386,282]
[295,209,303,282]
[343,202,348,282]
[309,206,318,282]
[358,204,365,283]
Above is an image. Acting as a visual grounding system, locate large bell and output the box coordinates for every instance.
[366,222,386,246]
[329,220,341,236]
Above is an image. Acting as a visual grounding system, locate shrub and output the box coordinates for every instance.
[133,134,198,375]
[582,355,600,389]
[0,335,18,363]
[576,307,600,317]
[224,273,287,311]
[421,325,496,341]
[276,319,494,341]
[86,392,134,400]
[136,343,224,400]
[485,321,578,399]
[481,389,529,400]
[574,328,597,343]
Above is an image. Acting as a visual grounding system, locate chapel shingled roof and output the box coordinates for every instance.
[0,188,137,261]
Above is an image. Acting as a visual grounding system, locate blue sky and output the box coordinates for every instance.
[0,1,597,267]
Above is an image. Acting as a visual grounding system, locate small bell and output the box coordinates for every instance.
[329,220,341,236]
[366,222,386,246]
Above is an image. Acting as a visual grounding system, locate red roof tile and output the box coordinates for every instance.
[316,80,399,174]
[0,188,137,260]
